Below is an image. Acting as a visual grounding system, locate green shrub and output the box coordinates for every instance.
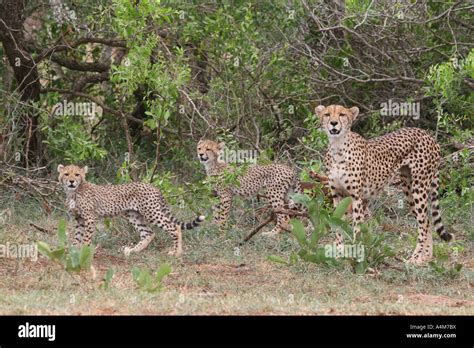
[131,264,172,293]
[37,219,95,273]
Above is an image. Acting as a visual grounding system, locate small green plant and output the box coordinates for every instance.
[428,260,463,279]
[269,195,352,268]
[131,264,172,293]
[100,268,115,290]
[348,223,395,274]
[269,195,395,274]
[37,219,95,273]
[427,242,464,279]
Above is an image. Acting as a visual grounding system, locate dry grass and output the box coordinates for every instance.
[0,195,472,315]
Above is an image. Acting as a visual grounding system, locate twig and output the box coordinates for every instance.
[381,261,405,272]
[29,222,53,234]
[241,213,275,244]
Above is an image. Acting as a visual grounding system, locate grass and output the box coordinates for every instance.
[0,192,473,315]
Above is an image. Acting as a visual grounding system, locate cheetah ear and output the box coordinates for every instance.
[349,106,360,120]
[57,164,64,173]
[82,166,89,174]
[315,105,325,119]
[217,142,225,150]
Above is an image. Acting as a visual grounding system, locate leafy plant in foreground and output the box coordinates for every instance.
[131,264,172,293]
[37,219,95,273]
[269,194,395,274]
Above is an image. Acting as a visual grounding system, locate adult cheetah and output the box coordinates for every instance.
[315,104,452,265]
[57,164,204,256]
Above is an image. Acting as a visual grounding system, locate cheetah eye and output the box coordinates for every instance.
[64,173,69,176]
[340,113,347,117]
[324,113,330,117]
[75,173,80,177]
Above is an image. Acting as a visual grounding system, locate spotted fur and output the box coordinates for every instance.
[57,164,204,256]
[316,104,452,265]
[197,140,303,235]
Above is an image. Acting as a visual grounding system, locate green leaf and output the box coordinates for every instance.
[355,261,367,274]
[291,219,307,247]
[137,268,152,288]
[37,241,52,258]
[49,248,66,262]
[66,247,81,272]
[57,219,67,247]
[131,267,141,282]
[79,245,94,269]
[307,201,320,224]
[267,255,288,264]
[101,268,115,290]
[289,193,311,207]
[332,197,352,219]
[155,263,172,283]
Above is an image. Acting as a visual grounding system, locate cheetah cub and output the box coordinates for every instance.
[197,140,303,235]
[315,104,452,265]
[57,164,205,256]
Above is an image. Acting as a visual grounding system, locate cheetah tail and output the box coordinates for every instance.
[180,215,206,230]
[431,175,453,242]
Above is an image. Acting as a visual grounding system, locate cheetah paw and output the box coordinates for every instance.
[167,249,183,257]
[123,246,132,257]
[406,254,431,265]
[261,230,280,238]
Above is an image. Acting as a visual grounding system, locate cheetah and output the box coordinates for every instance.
[315,104,452,265]
[197,140,303,235]
[57,164,205,256]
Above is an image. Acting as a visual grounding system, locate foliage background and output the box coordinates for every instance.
[0,0,472,315]
[0,0,471,175]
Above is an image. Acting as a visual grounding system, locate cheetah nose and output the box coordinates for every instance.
[69,180,74,184]
[330,121,338,126]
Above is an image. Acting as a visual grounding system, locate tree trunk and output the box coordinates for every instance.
[0,0,42,166]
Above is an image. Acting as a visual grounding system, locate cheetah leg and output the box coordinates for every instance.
[431,173,452,241]
[123,210,155,256]
[213,189,232,231]
[72,215,85,246]
[164,224,182,256]
[350,196,365,243]
[263,188,290,237]
[331,190,342,208]
[361,199,371,220]
[400,167,415,216]
[80,211,97,246]
[146,211,182,256]
[407,183,433,265]
[330,188,345,256]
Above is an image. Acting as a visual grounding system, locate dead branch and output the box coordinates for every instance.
[242,213,275,244]
[29,222,54,234]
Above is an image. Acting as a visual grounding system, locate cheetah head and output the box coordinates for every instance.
[57,164,88,191]
[197,139,225,165]
[315,104,359,138]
